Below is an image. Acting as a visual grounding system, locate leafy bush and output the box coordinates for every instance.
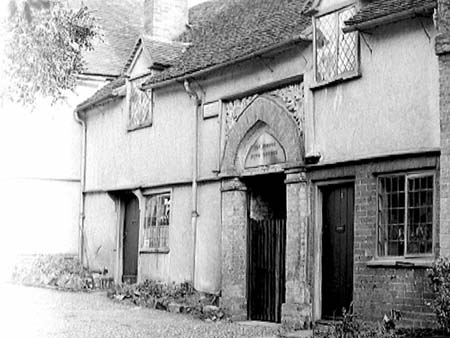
[428,257,450,333]
[11,254,92,290]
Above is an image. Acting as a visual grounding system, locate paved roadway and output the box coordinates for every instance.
[1,283,281,338]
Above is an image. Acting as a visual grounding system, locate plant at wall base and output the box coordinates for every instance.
[107,280,226,321]
[322,305,400,338]
[1,0,99,106]
[428,257,450,333]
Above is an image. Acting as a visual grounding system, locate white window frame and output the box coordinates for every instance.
[375,171,436,260]
[312,2,360,86]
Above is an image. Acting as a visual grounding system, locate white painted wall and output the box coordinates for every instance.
[82,15,439,293]
[310,19,439,164]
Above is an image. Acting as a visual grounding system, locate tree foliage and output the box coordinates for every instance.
[1,0,99,105]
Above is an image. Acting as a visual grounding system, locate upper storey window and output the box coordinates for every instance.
[127,79,153,131]
[314,5,358,83]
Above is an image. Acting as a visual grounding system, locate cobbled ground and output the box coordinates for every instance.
[1,283,281,338]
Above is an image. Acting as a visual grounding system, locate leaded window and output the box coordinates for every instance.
[377,173,434,257]
[142,193,170,249]
[127,79,153,131]
[314,5,358,83]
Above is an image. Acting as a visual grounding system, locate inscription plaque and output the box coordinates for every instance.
[244,133,286,168]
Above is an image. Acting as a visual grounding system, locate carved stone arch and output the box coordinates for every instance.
[221,95,303,175]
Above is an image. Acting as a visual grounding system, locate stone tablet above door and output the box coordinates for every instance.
[244,132,286,169]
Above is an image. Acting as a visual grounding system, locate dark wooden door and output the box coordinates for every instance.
[322,183,354,319]
[123,196,140,284]
[248,219,286,323]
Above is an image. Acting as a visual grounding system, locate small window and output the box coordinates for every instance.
[142,193,170,249]
[377,173,434,258]
[314,5,358,83]
[127,79,153,131]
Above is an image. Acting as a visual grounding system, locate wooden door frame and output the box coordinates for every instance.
[113,189,143,284]
[313,179,354,321]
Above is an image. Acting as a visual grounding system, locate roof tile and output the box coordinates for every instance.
[144,0,311,86]
[345,0,436,27]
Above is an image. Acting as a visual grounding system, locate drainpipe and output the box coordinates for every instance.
[184,79,200,287]
[73,109,87,268]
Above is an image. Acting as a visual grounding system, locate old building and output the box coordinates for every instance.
[76,0,441,328]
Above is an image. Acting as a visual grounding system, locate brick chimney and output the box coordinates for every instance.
[144,0,188,42]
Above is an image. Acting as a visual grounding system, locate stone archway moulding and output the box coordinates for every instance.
[221,94,304,176]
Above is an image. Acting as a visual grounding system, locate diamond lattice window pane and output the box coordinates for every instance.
[315,13,337,82]
[338,7,357,74]
[315,6,357,82]
[128,80,152,129]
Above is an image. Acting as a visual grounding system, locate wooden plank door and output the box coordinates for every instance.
[248,219,286,322]
[322,183,354,319]
[123,196,140,284]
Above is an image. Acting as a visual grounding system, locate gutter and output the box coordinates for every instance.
[73,109,87,267]
[343,4,435,33]
[75,83,126,112]
[184,79,201,287]
[141,34,311,90]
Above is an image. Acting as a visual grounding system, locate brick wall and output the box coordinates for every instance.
[440,52,450,256]
[436,1,450,256]
[308,154,440,327]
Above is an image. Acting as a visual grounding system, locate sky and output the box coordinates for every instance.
[0,0,209,19]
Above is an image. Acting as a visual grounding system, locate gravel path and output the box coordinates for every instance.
[1,283,281,338]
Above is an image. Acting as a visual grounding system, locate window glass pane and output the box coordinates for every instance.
[337,7,357,74]
[143,193,170,248]
[315,6,357,82]
[128,80,152,130]
[316,12,338,82]
[407,176,433,255]
[378,176,405,256]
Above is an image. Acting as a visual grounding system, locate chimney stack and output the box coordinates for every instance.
[144,0,188,42]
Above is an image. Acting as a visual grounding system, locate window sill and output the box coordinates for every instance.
[366,258,434,268]
[310,72,361,91]
[139,247,170,254]
[127,121,152,132]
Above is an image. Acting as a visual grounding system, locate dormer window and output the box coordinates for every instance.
[127,79,153,131]
[314,5,358,84]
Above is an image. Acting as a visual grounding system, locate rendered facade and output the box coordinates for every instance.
[76,0,442,328]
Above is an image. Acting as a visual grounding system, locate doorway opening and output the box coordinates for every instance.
[321,183,354,319]
[121,192,140,284]
[245,173,286,323]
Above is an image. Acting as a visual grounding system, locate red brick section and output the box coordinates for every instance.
[308,154,439,328]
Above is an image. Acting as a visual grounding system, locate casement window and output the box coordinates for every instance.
[127,79,153,131]
[314,5,358,83]
[142,193,170,249]
[377,173,434,258]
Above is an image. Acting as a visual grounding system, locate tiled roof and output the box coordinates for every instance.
[345,0,436,27]
[144,0,311,86]
[76,78,126,111]
[71,0,142,77]
[123,37,187,74]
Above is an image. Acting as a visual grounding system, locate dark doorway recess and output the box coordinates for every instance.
[122,193,140,284]
[246,174,286,323]
[321,183,354,319]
